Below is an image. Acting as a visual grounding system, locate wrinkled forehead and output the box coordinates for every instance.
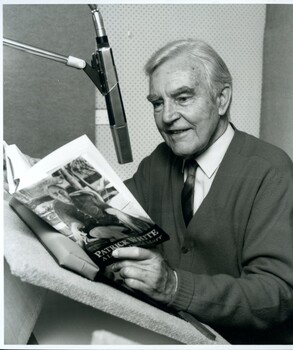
[152,54,205,77]
[149,54,207,91]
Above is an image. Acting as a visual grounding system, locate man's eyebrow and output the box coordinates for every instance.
[170,86,195,97]
[146,86,196,102]
[146,94,160,102]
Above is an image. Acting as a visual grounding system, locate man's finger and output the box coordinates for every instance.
[123,278,152,295]
[112,260,139,272]
[112,246,154,260]
[111,258,157,272]
[119,265,152,283]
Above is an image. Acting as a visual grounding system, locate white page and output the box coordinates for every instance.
[17,135,149,219]
[4,142,32,194]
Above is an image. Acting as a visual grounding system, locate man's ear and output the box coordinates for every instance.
[217,84,232,116]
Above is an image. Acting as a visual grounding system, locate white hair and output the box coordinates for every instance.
[145,39,233,114]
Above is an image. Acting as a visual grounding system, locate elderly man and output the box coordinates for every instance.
[110,39,293,344]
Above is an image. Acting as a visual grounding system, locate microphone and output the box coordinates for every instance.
[89,5,133,164]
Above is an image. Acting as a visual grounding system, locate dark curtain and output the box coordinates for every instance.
[3,5,95,158]
[260,5,293,160]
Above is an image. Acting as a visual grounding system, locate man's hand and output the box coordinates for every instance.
[111,247,177,304]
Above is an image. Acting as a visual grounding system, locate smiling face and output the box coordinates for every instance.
[147,54,229,158]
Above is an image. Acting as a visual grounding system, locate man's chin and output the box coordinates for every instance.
[169,145,196,158]
[166,141,204,158]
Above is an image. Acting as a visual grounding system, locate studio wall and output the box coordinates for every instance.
[94,4,266,179]
[3,4,266,179]
[260,5,293,160]
[3,5,96,158]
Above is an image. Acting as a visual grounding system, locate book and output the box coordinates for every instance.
[4,135,169,272]
[4,137,217,341]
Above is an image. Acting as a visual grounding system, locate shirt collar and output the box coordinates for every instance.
[182,123,235,177]
[196,123,235,178]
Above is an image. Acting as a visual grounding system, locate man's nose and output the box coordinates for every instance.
[162,101,179,124]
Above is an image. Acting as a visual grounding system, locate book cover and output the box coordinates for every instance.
[5,135,169,267]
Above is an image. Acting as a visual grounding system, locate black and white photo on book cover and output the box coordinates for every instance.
[6,136,169,267]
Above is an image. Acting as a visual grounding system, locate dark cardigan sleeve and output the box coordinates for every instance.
[125,139,293,342]
[125,142,171,214]
[169,156,293,333]
[124,156,151,213]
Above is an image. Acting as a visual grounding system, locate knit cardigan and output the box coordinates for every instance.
[126,128,293,344]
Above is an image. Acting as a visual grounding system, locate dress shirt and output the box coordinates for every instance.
[184,123,235,214]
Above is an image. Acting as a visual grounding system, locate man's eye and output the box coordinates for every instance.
[152,101,163,111]
[177,95,191,104]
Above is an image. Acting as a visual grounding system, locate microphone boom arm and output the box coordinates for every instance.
[3,38,105,96]
[3,36,133,164]
[3,5,133,164]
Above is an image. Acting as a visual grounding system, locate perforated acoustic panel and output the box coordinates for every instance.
[95,4,266,179]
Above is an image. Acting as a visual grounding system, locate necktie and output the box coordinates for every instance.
[181,159,198,226]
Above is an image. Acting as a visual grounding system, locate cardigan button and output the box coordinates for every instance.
[181,246,189,254]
